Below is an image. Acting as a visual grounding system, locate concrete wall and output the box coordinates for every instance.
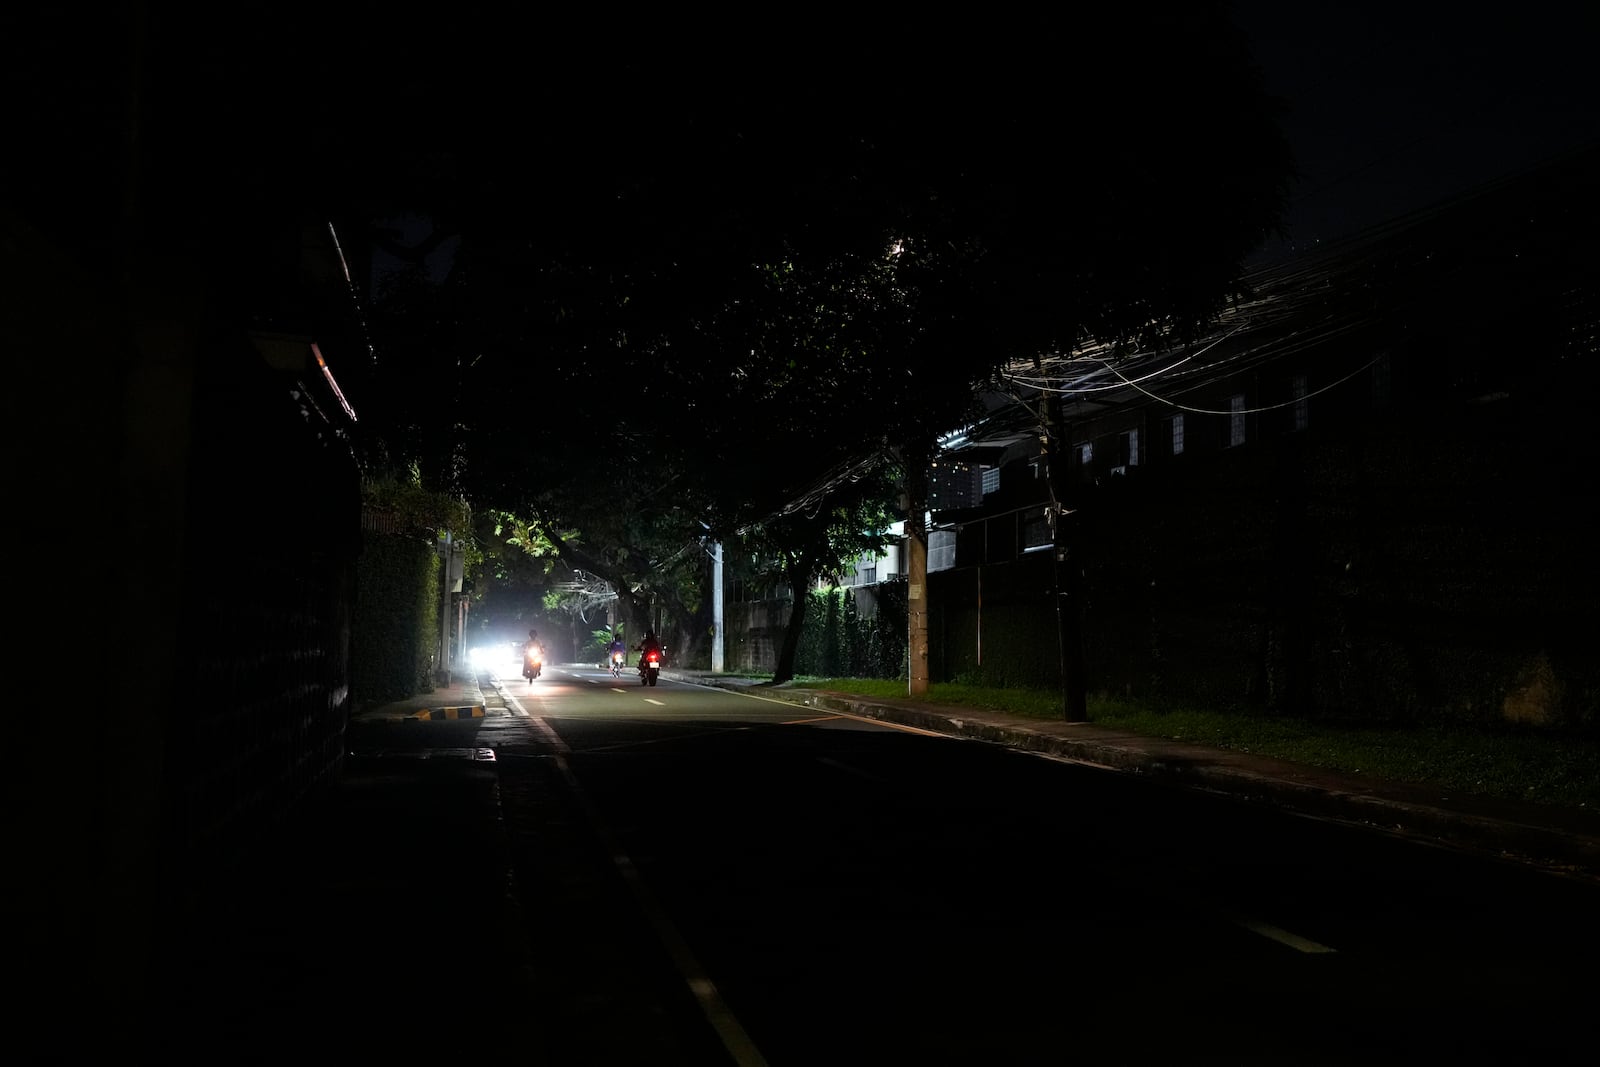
[921,390,1600,734]
[10,215,360,1047]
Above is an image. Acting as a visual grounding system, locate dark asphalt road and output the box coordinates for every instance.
[91,664,1600,1066]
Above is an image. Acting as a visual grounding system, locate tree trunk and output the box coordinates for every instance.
[617,588,651,643]
[772,576,810,684]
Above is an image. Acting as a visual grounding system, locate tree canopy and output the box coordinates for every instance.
[10,3,1296,674]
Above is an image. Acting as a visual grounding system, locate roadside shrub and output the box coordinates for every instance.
[795,585,908,680]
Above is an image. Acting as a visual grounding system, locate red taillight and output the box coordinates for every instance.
[647,653,659,665]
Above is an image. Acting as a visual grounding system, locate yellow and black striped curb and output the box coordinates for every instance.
[406,705,485,721]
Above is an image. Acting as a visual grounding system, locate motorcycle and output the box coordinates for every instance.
[609,649,626,678]
[523,641,544,682]
[638,646,663,687]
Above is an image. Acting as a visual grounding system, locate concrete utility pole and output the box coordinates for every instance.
[438,532,463,684]
[438,531,452,684]
[1038,395,1088,723]
[712,541,725,672]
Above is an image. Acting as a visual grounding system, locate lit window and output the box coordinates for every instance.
[1170,414,1185,456]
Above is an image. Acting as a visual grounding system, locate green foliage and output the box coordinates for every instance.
[489,508,560,563]
[792,585,908,680]
[735,461,901,682]
[585,624,624,662]
[362,469,472,543]
[471,506,561,613]
[866,580,910,680]
[941,604,1059,690]
[351,530,440,707]
[467,456,711,661]
[349,470,477,706]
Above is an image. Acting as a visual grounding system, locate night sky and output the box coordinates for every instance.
[1230,1,1600,261]
[5,4,1597,277]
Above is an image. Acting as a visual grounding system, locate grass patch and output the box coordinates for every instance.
[795,677,1600,810]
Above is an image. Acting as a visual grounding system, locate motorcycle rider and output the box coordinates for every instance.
[524,628,542,674]
[605,630,627,672]
[635,629,663,674]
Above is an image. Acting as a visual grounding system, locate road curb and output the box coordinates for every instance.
[743,686,1600,883]
[353,704,487,722]
[405,705,486,721]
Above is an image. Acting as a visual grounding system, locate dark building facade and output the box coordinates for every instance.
[10,202,366,1044]
[925,145,1600,731]
[728,145,1600,735]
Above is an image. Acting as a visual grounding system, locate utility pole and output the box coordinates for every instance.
[711,541,725,672]
[438,531,463,685]
[1039,392,1088,723]
[438,531,452,684]
[904,443,930,697]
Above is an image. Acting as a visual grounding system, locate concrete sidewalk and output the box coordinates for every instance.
[667,669,1600,884]
[349,667,488,722]
[149,666,542,1065]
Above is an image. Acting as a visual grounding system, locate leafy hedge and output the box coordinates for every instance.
[795,582,909,679]
[351,531,440,708]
